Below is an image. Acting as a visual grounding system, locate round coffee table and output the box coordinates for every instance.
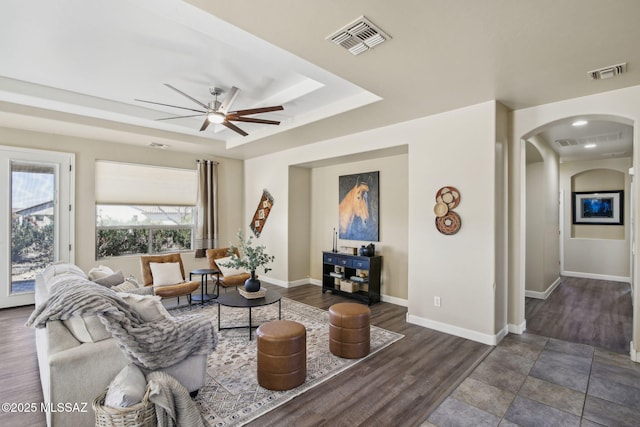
[216,289,282,340]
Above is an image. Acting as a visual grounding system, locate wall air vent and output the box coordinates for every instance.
[587,62,627,80]
[327,16,390,56]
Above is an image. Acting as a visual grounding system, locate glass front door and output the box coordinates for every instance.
[0,146,74,308]
[10,162,56,294]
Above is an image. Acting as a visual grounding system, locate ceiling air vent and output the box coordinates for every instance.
[327,16,390,56]
[587,62,627,80]
[577,132,623,145]
[555,139,577,147]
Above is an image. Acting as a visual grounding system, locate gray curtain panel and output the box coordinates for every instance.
[195,160,219,257]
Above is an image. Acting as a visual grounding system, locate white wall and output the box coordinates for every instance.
[288,166,311,283]
[0,126,244,280]
[244,100,504,344]
[309,154,409,301]
[561,158,631,281]
[526,161,545,292]
[494,102,509,335]
[406,102,499,344]
[525,136,560,297]
[511,84,640,359]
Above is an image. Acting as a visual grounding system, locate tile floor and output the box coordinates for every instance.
[424,333,640,426]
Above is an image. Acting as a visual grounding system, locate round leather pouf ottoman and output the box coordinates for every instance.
[256,320,306,391]
[329,302,371,359]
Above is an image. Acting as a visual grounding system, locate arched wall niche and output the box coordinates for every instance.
[570,168,626,240]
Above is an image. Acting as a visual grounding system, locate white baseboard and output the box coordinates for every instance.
[309,278,322,286]
[259,277,288,288]
[508,320,526,335]
[406,313,505,346]
[525,277,561,300]
[261,277,317,288]
[495,325,509,344]
[562,270,630,284]
[631,341,639,363]
[287,278,310,287]
[381,294,408,307]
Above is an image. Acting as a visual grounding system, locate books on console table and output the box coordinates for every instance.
[329,271,344,278]
[350,276,368,283]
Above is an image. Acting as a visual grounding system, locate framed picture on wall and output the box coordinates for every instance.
[572,190,623,225]
[338,171,379,241]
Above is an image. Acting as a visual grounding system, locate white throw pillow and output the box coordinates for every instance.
[149,262,183,287]
[216,256,246,277]
[119,293,170,322]
[104,364,147,408]
[88,265,115,281]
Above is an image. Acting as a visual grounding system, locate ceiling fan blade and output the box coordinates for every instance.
[222,120,248,136]
[156,113,207,121]
[228,106,284,116]
[164,83,210,110]
[135,99,206,114]
[200,118,211,131]
[218,86,240,114]
[228,116,281,125]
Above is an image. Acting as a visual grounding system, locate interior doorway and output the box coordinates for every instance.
[522,115,634,353]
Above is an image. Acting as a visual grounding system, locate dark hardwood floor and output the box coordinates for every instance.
[0,304,45,427]
[0,284,491,427]
[525,276,633,354]
[2,277,630,426]
[251,284,492,427]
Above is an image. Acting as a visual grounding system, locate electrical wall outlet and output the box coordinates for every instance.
[434,296,441,307]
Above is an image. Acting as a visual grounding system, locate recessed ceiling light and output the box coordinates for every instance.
[572,120,588,127]
[584,143,597,149]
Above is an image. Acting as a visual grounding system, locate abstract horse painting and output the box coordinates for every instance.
[338,171,379,241]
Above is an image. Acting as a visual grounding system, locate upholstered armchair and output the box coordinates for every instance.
[140,253,200,304]
[206,247,251,290]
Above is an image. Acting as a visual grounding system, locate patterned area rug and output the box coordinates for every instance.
[170,297,403,426]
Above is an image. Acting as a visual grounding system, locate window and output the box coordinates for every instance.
[94,161,197,259]
[96,205,194,258]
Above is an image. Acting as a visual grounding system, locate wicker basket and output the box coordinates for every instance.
[93,387,156,427]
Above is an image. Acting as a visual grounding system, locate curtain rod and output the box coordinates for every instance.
[197,159,219,165]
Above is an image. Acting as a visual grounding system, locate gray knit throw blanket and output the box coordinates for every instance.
[26,276,217,370]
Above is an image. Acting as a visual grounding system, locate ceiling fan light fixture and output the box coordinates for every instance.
[208,112,225,124]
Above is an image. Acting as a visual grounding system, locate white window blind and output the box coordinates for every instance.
[95,161,197,205]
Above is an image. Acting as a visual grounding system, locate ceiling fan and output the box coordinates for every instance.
[135,84,284,136]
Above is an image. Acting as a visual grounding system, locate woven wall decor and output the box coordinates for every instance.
[250,189,274,238]
[434,186,461,235]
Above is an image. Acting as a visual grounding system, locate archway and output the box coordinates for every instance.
[516,113,635,354]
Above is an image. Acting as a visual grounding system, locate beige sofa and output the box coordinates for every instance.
[34,264,208,427]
